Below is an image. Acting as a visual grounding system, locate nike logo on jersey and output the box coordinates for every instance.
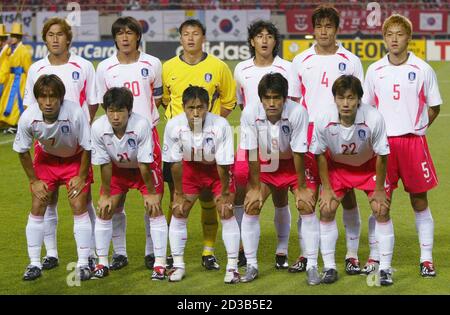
[171,77,176,80]
[331,133,339,136]
[245,76,252,79]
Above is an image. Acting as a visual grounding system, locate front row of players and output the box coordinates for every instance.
[15,72,393,285]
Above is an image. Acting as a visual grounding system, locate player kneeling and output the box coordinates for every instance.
[15,74,93,281]
[162,86,240,284]
[310,75,394,285]
[240,73,316,284]
[91,87,167,280]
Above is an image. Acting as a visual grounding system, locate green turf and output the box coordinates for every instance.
[0,61,449,295]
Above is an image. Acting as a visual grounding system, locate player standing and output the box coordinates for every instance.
[96,16,164,271]
[14,74,93,281]
[23,18,99,271]
[162,86,240,283]
[162,19,236,270]
[233,20,294,269]
[363,14,442,278]
[240,73,316,283]
[311,75,393,285]
[289,5,365,275]
[91,87,167,280]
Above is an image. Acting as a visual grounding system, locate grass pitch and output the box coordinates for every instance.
[0,60,449,295]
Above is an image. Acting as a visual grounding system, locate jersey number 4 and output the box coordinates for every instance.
[321,72,329,88]
[124,81,141,97]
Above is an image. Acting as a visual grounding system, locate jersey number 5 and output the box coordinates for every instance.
[124,81,141,97]
[393,84,400,100]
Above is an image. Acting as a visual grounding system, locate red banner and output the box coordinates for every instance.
[286,9,448,35]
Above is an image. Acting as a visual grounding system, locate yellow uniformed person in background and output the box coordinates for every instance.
[0,24,9,100]
[0,23,32,130]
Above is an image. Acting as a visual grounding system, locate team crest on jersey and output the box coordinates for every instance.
[281,125,290,135]
[61,125,70,134]
[338,62,347,72]
[205,73,213,83]
[127,138,137,150]
[358,129,367,141]
[141,68,149,77]
[408,72,416,81]
[72,71,80,80]
[203,137,215,154]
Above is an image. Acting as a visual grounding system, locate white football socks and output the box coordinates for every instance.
[95,217,112,267]
[274,205,291,255]
[169,216,187,269]
[415,207,434,263]
[73,212,92,267]
[343,206,361,260]
[221,216,240,270]
[43,204,58,259]
[320,219,338,270]
[241,213,260,269]
[26,214,44,268]
[112,207,127,256]
[375,219,394,271]
[149,215,168,267]
[300,213,319,270]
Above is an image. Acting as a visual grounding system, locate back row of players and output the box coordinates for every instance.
[15,5,442,286]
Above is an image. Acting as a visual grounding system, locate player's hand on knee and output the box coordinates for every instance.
[294,186,315,212]
[216,192,234,219]
[172,192,189,218]
[97,195,113,218]
[30,180,49,202]
[244,188,262,213]
[369,189,390,216]
[144,193,162,217]
[68,176,87,199]
[319,188,338,213]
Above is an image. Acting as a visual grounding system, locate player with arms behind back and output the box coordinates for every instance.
[363,14,442,279]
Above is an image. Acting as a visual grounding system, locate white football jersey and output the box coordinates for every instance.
[240,99,309,161]
[289,43,364,123]
[24,54,98,122]
[13,100,91,157]
[363,52,442,137]
[91,113,154,168]
[96,52,163,126]
[310,104,390,167]
[234,56,294,109]
[162,112,234,165]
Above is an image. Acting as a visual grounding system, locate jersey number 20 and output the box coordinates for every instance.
[124,81,141,97]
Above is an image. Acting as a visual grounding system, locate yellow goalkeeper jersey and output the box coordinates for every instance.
[162,53,236,120]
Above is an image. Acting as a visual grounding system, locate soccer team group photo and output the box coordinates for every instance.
[0,0,448,295]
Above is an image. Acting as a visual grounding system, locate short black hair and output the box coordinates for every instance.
[332,75,364,99]
[258,73,288,101]
[247,20,280,58]
[179,19,206,36]
[182,86,209,108]
[33,74,66,103]
[312,5,340,29]
[102,87,134,112]
[111,16,142,49]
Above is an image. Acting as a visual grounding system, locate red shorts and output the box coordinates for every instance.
[387,134,438,193]
[305,122,321,190]
[327,158,391,199]
[232,147,249,187]
[107,163,164,196]
[182,161,235,196]
[33,144,93,192]
[260,158,298,190]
